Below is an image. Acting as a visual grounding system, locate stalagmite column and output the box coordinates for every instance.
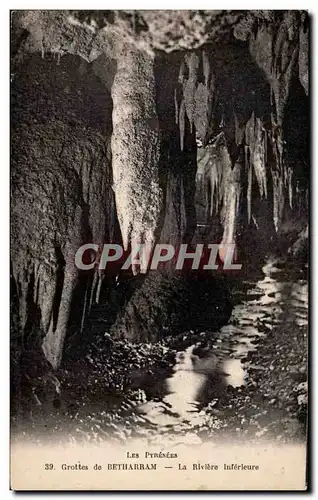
[111,44,163,273]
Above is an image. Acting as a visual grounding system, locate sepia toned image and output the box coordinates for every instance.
[10,10,309,491]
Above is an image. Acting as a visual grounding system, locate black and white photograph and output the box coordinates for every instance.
[9,9,309,490]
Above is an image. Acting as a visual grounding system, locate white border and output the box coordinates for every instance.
[1,3,316,498]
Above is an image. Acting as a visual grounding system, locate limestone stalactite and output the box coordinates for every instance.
[111,45,163,274]
[299,19,309,96]
[155,52,197,249]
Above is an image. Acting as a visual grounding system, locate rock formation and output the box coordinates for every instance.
[11,10,309,370]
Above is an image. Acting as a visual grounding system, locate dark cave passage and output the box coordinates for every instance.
[10,10,308,447]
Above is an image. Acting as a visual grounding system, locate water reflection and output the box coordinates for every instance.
[136,260,308,433]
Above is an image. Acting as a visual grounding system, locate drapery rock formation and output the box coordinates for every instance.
[11,52,114,368]
[11,10,309,370]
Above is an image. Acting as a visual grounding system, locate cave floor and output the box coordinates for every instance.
[12,261,308,447]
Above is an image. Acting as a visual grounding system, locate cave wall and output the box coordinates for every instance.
[11,10,309,367]
[11,53,114,368]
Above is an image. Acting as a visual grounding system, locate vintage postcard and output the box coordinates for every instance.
[10,10,309,491]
